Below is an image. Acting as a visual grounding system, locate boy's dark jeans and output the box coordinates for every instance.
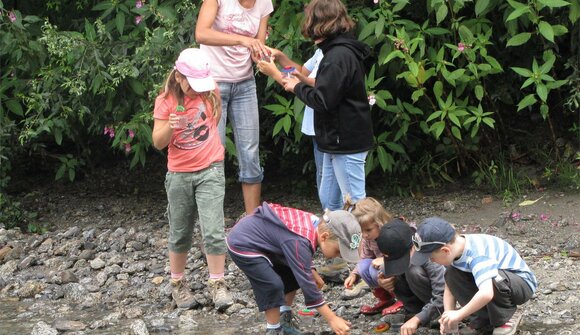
[445,266,533,328]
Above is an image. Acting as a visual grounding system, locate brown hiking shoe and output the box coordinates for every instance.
[171,278,197,309]
[207,278,234,311]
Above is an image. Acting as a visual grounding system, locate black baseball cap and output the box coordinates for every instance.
[376,218,413,276]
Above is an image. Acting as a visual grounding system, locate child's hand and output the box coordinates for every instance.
[400,316,420,335]
[312,269,325,289]
[328,316,351,335]
[371,257,384,270]
[377,272,396,292]
[343,273,358,289]
[266,46,282,60]
[256,59,278,77]
[439,310,461,333]
[282,76,300,93]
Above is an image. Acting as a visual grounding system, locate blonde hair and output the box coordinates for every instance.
[317,212,339,242]
[160,69,221,118]
[343,196,393,228]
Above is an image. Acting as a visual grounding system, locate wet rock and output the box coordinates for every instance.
[63,283,88,302]
[19,255,36,269]
[17,281,45,298]
[0,259,18,277]
[90,258,106,270]
[54,319,87,331]
[131,319,149,335]
[443,201,456,212]
[31,321,58,335]
[59,270,78,284]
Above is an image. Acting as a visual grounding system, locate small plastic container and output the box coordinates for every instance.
[172,105,188,129]
[281,66,295,78]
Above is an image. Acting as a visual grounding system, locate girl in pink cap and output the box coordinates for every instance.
[152,48,233,311]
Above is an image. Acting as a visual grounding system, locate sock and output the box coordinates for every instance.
[280,305,292,313]
[171,272,184,281]
[266,322,281,330]
[209,272,224,280]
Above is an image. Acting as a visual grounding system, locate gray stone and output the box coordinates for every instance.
[54,319,87,331]
[90,258,106,270]
[130,319,149,335]
[31,321,58,335]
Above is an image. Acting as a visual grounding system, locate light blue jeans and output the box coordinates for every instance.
[217,79,263,184]
[312,137,324,194]
[318,151,368,210]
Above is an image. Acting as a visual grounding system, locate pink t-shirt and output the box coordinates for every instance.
[153,93,224,172]
[200,0,273,82]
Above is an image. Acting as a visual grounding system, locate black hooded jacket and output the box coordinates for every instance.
[294,33,374,154]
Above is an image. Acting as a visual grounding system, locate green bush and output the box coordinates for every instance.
[0,0,578,204]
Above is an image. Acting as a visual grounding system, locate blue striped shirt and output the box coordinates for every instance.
[452,234,537,293]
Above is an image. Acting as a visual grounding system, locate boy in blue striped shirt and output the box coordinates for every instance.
[411,218,537,335]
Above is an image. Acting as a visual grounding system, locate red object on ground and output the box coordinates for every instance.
[373,323,390,333]
[381,300,404,315]
[360,288,396,315]
[298,308,316,316]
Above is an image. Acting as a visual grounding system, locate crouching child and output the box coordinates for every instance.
[412,217,537,335]
[227,202,362,335]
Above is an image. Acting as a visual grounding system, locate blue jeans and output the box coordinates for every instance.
[318,151,368,210]
[358,258,382,288]
[312,137,324,194]
[217,79,263,184]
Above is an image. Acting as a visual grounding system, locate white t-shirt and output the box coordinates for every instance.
[200,0,274,82]
[301,49,324,136]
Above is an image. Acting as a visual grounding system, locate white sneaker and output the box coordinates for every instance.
[493,308,524,335]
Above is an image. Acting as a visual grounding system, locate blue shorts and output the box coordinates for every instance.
[229,251,300,311]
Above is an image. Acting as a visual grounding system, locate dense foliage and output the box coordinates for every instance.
[1,0,579,224]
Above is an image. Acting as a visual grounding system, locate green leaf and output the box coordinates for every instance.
[552,25,569,36]
[540,104,550,119]
[157,6,177,22]
[128,79,145,96]
[282,115,291,134]
[506,32,532,47]
[506,6,531,21]
[5,99,23,116]
[115,12,125,35]
[375,16,385,38]
[425,27,450,35]
[54,128,63,145]
[432,121,446,139]
[92,1,112,11]
[85,20,96,41]
[427,110,443,122]
[412,89,424,102]
[272,119,285,137]
[511,67,533,77]
[538,21,554,42]
[521,77,535,89]
[383,50,405,65]
[507,0,527,9]
[537,0,570,8]
[359,21,377,40]
[433,81,443,100]
[458,25,474,42]
[517,94,537,111]
[475,85,484,100]
[55,165,66,181]
[482,117,495,128]
[436,5,448,24]
[451,126,462,140]
[448,113,461,127]
[536,84,548,102]
[571,0,580,23]
[386,142,406,154]
[475,0,490,16]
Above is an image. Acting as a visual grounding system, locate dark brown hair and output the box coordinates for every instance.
[301,0,355,40]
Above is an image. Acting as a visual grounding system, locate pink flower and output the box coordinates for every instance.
[103,126,115,138]
[124,143,132,153]
[368,95,376,106]
[128,129,135,139]
[135,16,143,24]
[539,213,550,221]
[458,42,465,52]
[135,0,143,8]
[510,212,522,222]
[8,10,16,23]
[374,0,379,3]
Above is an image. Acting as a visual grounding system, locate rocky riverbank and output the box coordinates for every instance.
[0,166,578,334]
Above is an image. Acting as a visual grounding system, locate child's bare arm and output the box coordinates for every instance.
[443,283,456,311]
[316,304,351,335]
[457,279,494,319]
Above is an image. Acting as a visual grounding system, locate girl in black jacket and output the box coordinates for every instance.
[283,0,373,211]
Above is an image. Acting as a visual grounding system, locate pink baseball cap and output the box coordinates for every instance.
[174,48,216,92]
